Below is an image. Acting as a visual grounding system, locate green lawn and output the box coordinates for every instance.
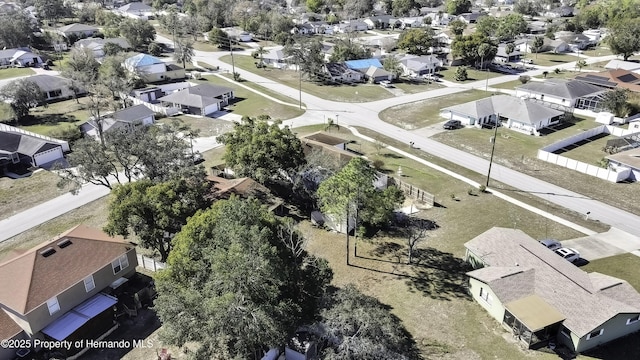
[492,79,524,90]
[18,97,91,137]
[219,54,393,103]
[0,171,64,221]
[527,52,579,67]
[379,90,492,130]
[0,67,35,80]
[438,66,502,83]
[217,72,304,108]
[393,79,445,94]
[534,69,588,80]
[195,75,305,120]
[554,133,612,165]
[581,47,614,57]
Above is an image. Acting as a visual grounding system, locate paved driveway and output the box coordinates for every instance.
[561,228,640,261]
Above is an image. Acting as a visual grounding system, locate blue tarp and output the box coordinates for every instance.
[344,58,383,70]
[41,293,118,341]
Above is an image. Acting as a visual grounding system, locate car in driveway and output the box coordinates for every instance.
[443,120,462,130]
[539,239,562,251]
[555,247,580,263]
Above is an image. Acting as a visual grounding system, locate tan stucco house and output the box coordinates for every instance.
[464,228,640,354]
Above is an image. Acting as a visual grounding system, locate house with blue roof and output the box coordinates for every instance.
[344,58,383,71]
[344,58,393,83]
[123,53,185,83]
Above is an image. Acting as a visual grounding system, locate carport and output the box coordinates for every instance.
[503,295,565,349]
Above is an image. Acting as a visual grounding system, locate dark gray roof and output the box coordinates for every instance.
[443,95,564,124]
[158,84,233,108]
[111,104,154,122]
[74,37,131,50]
[516,78,604,99]
[24,75,77,93]
[0,131,60,156]
[57,23,98,33]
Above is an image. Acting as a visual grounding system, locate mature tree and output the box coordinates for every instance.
[148,42,163,56]
[446,0,472,15]
[104,175,210,261]
[392,0,418,16]
[155,198,333,358]
[601,88,630,117]
[0,11,37,49]
[173,40,195,69]
[530,35,545,58]
[477,42,493,70]
[513,0,541,16]
[397,28,436,55]
[102,42,125,56]
[35,0,66,25]
[312,285,417,359]
[120,18,156,50]
[317,158,404,263]
[208,27,231,49]
[401,217,434,264]
[607,19,640,61]
[99,55,132,107]
[285,38,326,81]
[217,116,306,184]
[159,6,183,42]
[452,33,496,66]
[329,40,370,62]
[505,42,516,59]
[306,0,323,13]
[57,122,195,192]
[448,19,467,37]
[343,0,375,18]
[496,14,528,41]
[383,55,403,79]
[475,16,498,38]
[0,79,44,123]
[454,66,468,81]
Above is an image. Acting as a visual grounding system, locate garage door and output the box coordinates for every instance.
[33,146,63,166]
[203,102,220,116]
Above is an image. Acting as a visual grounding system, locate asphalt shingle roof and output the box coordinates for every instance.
[443,95,564,125]
[516,78,604,99]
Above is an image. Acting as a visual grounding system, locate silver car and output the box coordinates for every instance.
[539,239,562,251]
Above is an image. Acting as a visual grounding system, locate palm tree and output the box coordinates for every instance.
[174,40,195,69]
[505,43,515,62]
[255,46,268,69]
[478,43,492,70]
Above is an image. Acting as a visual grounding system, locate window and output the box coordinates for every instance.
[83,275,95,292]
[111,254,130,274]
[586,329,603,340]
[479,287,493,305]
[627,315,640,325]
[47,297,60,315]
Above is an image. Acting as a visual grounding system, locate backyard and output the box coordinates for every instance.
[0,170,64,221]
[379,90,492,130]
[526,52,579,67]
[16,97,91,137]
[219,54,394,102]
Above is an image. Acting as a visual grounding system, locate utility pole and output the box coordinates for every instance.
[230,38,236,78]
[485,113,500,187]
[298,65,302,109]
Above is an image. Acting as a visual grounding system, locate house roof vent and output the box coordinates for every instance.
[40,247,57,257]
[57,239,73,248]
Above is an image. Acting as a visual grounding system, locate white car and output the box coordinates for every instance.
[554,247,580,263]
[379,80,393,88]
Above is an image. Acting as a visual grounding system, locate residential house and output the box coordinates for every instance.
[527,20,548,35]
[365,66,393,83]
[0,309,27,360]
[261,47,291,69]
[554,31,594,51]
[0,48,42,68]
[440,95,564,135]
[515,78,608,111]
[433,32,453,54]
[0,225,140,358]
[222,27,253,42]
[399,55,442,77]
[57,23,99,39]
[544,4,574,18]
[25,74,86,102]
[158,83,234,116]
[364,15,394,29]
[604,60,640,73]
[397,17,425,29]
[606,147,640,182]
[117,2,154,20]
[324,62,363,83]
[291,23,314,35]
[307,21,333,35]
[80,104,155,139]
[206,175,285,214]
[458,12,486,24]
[465,227,640,353]
[494,43,522,63]
[74,37,131,58]
[334,20,368,33]
[518,38,569,54]
[582,29,604,44]
[575,69,640,92]
[345,58,392,82]
[0,127,67,172]
[423,11,453,26]
[124,53,186,83]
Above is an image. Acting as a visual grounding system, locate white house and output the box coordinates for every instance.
[26,74,86,102]
[0,48,42,68]
[604,59,640,73]
[80,104,155,139]
[74,37,131,58]
[399,55,442,77]
[118,2,154,20]
[0,127,68,170]
[123,53,186,83]
[465,228,640,353]
[158,83,234,116]
[440,95,564,135]
[515,78,608,111]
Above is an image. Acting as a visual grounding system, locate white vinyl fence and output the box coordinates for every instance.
[136,254,166,272]
[537,125,636,182]
[121,93,180,116]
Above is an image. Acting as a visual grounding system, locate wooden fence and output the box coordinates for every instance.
[388,176,435,206]
[136,254,166,272]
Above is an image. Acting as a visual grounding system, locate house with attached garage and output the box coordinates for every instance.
[80,104,155,139]
[0,225,144,360]
[74,37,131,58]
[399,55,442,77]
[0,125,69,173]
[345,58,393,83]
[515,78,608,111]
[56,23,99,39]
[324,62,363,83]
[440,95,564,135]
[117,2,154,20]
[0,48,42,68]
[124,53,185,83]
[23,74,86,102]
[158,83,234,116]
[465,228,640,353]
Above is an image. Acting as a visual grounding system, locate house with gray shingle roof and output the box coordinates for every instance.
[80,104,155,139]
[158,83,234,116]
[399,55,442,77]
[440,95,564,135]
[57,23,99,38]
[0,128,67,171]
[515,78,608,111]
[465,227,640,353]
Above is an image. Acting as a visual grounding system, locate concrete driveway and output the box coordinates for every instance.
[561,228,640,261]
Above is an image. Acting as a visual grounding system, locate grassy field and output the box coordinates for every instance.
[0,67,35,80]
[393,79,445,94]
[438,66,502,83]
[379,90,492,130]
[194,75,305,120]
[18,97,91,136]
[430,117,640,216]
[219,54,394,102]
[527,52,579,67]
[553,133,612,165]
[581,47,614,57]
[158,115,234,137]
[216,72,305,108]
[0,171,64,221]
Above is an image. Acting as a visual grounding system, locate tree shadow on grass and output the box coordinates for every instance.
[382,152,403,159]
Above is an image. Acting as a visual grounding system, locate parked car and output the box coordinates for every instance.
[379,80,393,88]
[443,120,462,130]
[554,247,580,263]
[539,239,562,251]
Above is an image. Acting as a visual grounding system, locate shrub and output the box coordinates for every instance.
[479,184,487,193]
[454,66,468,81]
[519,75,531,84]
[372,159,385,170]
